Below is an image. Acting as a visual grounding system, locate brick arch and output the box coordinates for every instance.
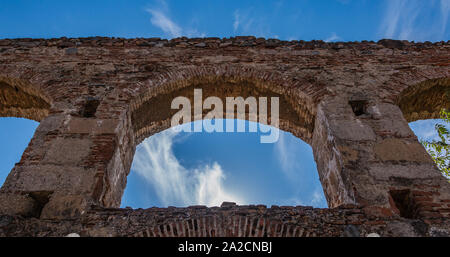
[0,75,51,121]
[129,65,322,145]
[379,65,450,121]
[396,77,450,122]
[128,216,318,237]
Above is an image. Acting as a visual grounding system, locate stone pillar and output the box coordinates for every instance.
[312,96,450,220]
[0,110,134,219]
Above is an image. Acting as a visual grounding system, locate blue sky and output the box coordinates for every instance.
[122,121,327,208]
[0,0,449,208]
[0,118,39,186]
[0,0,449,41]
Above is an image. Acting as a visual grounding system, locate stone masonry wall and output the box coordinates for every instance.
[1,203,449,237]
[0,37,449,236]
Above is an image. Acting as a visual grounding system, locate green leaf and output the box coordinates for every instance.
[420,108,450,181]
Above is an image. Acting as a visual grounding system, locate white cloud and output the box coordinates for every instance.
[232,9,255,34]
[310,186,326,206]
[274,131,305,182]
[146,0,205,38]
[131,126,244,207]
[325,32,341,42]
[379,0,449,41]
[232,9,272,38]
[278,186,327,207]
[379,0,414,40]
[146,8,182,38]
[409,119,449,142]
[274,132,292,173]
[274,131,328,207]
[441,0,450,35]
[233,10,241,32]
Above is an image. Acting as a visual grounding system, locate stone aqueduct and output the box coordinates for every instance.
[0,37,449,237]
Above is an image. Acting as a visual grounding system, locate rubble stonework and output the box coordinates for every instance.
[0,37,449,236]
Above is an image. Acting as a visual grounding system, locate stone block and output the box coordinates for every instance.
[42,137,92,165]
[35,113,65,134]
[329,119,376,141]
[371,118,415,138]
[369,163,443,181]
[66,118,121,135]
[2,165,95,194]
[40,194,90,219]
[367,103,406,120]
[374,138,434,163]
[0,193,38,217]
[336,145,359,164]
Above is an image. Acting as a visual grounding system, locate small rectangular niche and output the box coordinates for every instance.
[349,100,367,116]
[28,191,53,218]
[389,189,419,219]
[80,97,100,118]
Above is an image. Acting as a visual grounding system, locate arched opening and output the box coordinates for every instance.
[398,77,450,179]
[121,73,329,209]
[0,77,51,187]
[409,118,449,179]
[0,118,39,186]
[121,119,327,208]
[131,76,316,145]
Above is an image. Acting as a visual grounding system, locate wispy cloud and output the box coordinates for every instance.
[147,8,182,38]
[379,0,417,40]
[379,0,449,41]
[232,9,273,38]
[325,32,341,42]
[274,131,311,184]
[310,186,326,206]
[233,10,241,32]
[278,186,327,207]
[441,0,450,35]
[146,0,205,38]
[274,132,328,207]
[131,127,244,207]
[274,132,296,175]
[409,119,449,142]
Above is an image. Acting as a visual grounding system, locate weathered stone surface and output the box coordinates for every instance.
[0,193,38,217]
[369,164,444,180]
[0,37,449,236]
[374,138,433,163]
[40,194,91,220]
[42,138,92,165]
[1,165,95,194]
[330,119,376,141]
[66,118,121,135]
[1,204,449,237]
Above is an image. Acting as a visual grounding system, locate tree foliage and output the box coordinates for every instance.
[420,109,450,179]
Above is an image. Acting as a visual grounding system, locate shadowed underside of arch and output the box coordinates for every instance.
[0,76,51,121]
[397,77,450,122]
[130,75,317,145]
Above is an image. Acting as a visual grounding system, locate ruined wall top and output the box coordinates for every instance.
[1,36,449,50]
[1,36,449,125]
